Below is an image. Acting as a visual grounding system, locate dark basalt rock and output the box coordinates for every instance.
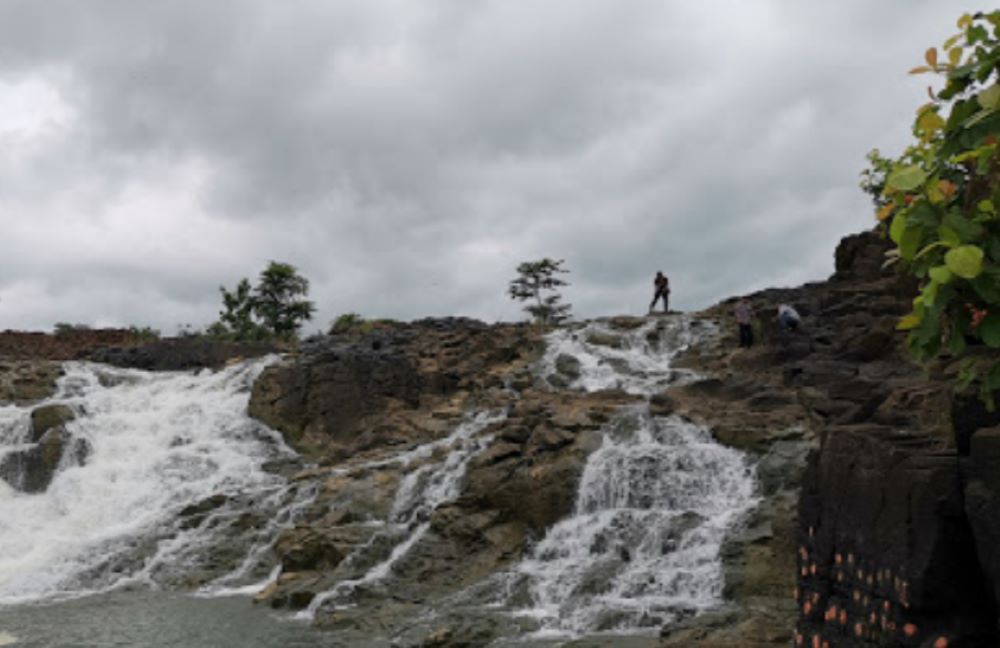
[89,337,280,371]
[796,426,996,646]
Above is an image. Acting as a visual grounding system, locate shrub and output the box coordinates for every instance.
[866,11,1000,407]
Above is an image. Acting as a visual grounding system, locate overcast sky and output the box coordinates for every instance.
[0,1,968,333]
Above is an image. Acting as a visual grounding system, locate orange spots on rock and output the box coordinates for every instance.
[838,609,848,625]
[812,634,821,648]
[835,553,843,565]
[854,622,865,637]
[810,563,817,576]
[795,633,803,647]
[933,638,949,648]
[903,623,918,638]
[803,601,813,616]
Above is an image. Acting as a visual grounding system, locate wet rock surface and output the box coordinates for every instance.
[0,403,85,493]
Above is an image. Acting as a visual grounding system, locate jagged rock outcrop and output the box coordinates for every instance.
[249,318,536,457]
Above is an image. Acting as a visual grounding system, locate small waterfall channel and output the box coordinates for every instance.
[0,358,309,606]
[508,317,758,638]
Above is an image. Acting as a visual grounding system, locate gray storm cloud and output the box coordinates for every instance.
[0,0,965,331]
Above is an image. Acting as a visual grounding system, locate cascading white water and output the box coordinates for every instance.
[539,318,706,394]
[511,317,757,637]
[0,358,304,605]
[299,410,506,620]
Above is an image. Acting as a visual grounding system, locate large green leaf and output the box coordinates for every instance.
[887,165,927,192]
[945,245,985,278]
[900,227,924,260]
[890,212,908,244]
[943,210,984,242]
[978,84,1000,110]
[938,225,962,247]
[981,314,1000,348]
[929,265,954,284]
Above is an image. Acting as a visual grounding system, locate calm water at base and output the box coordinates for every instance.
[0,590,348,648]
[0,589,668,647]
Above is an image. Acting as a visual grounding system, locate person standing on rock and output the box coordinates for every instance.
[649,271,670,314]
[735,297,754,348]
[777,303,801,332]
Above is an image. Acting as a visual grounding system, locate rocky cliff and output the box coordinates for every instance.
[669,230,1000,648]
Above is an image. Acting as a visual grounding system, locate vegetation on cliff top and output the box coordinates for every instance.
[865,11,1000,406]
[210,261,315,342]
[508,258,572,325]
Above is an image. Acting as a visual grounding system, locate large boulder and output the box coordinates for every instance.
[249,319,538,457]
[249,344,423,455]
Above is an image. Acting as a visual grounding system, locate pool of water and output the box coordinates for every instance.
[0,590,350,648]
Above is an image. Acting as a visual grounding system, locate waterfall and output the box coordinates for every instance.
[0,358,306,605]
[509,317,757,637]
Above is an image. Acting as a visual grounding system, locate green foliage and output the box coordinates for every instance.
[868,11,1000,407]
[330,312,364,333]
[218,278,267,341]
[508,258,572,325]
[253,262,316,339]
[127,325,161,343]
[53,322,91,336]
[213,261,315,341]
[859,149,895,210]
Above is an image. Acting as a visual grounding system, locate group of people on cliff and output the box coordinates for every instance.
[734,297,800,348]
[647,272,800,348]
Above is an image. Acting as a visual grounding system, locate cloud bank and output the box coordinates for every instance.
[0,1,963,332]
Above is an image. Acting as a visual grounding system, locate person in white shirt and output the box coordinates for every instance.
[777,303,801,332]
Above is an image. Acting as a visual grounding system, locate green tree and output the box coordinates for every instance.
[212,262,315,341]
[217,278,265,341]
[508,258,572,325]
[252,261,316,339]
[865,11,1000,407]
